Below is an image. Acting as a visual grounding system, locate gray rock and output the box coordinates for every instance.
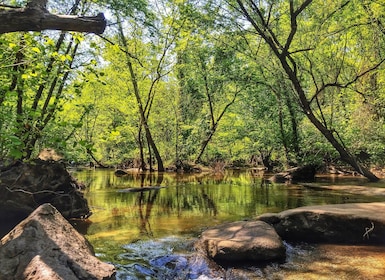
[0,159,90,222]
[258,202,385,244]
[0,203,116,280]
[196,220,286,262]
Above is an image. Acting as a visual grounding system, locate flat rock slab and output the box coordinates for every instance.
[0,203,116,280]
[258,202,385,244]
[196,220,286,262]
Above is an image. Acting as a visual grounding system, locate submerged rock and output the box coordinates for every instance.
[0,159,90,223]
[0,203,116,280]
[258,202,385,244]
[196,220,286,263]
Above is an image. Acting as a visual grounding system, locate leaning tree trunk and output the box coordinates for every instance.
[195,126,216,164]
[305,107,378,181]
[236,0,379,182]
[280,57,379,181]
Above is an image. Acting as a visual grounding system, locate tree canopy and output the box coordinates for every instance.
[1,0,385,181]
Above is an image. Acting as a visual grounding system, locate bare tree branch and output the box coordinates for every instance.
[310,57,385,104]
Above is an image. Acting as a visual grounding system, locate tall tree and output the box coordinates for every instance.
[174,2,247,163]
[105,0,183,171]
[231,0,383,181]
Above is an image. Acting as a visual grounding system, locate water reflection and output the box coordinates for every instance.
[72,169,383,242]
[137,189,159,236]
[71,169,385,279]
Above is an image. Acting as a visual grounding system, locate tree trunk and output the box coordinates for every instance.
[194,90,240,163]
[195,126,216,163]
[138,126,147,171]
[87,148,107,168]
[117,19,164,172]
[281,59,379,181]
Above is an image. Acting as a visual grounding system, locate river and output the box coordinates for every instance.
[71,169,385,279]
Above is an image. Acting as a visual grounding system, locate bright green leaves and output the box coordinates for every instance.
[8,42,17,49]
[31,46,41,54]
[2,135,24,159]
[44,37,56,47]
[0,28,86,160]
[1,0,384,170]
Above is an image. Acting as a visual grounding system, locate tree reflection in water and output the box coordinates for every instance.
[71,169,385,279]
[136,172,164,236]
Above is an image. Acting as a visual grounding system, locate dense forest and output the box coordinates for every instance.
[1,0,385,180]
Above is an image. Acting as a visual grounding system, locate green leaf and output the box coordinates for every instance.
[32,47,41,53]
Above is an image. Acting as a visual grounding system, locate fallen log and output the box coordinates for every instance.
[0,0,106,34]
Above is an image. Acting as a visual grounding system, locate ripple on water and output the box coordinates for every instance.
[113,237,385,280]
[115,236,223,280]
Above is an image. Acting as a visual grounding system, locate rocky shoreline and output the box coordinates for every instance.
[0,160,114,280]
[195,202,385,265]
[0,159,90,223]
[2,201,385,279]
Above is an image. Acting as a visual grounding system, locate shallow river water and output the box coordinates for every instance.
[71,169,385,279]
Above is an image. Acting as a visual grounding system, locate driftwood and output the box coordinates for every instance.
[0,0,106,34]
[117,186,165,193]
[114,169,128,176]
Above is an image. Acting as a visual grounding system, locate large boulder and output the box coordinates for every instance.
[0,159,90,223]
[0,203,116,280]
[195,220,286,263]
[258,202,385,244]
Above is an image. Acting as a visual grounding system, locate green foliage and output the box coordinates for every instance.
[1,0,385,173]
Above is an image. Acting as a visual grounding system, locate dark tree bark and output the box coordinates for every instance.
[0,0,106,34]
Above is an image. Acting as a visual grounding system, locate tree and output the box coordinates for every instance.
[232,0,383,181]
[190,43,243,163]
[97,0,184,171]
[174,2,249,163]
[0,0,100,160]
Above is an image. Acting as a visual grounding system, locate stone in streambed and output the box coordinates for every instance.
[196,220,286,263]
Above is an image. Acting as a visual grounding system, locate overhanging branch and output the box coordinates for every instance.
[0,0,106,34]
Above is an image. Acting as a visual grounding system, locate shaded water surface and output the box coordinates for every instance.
[72,169,385,279]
